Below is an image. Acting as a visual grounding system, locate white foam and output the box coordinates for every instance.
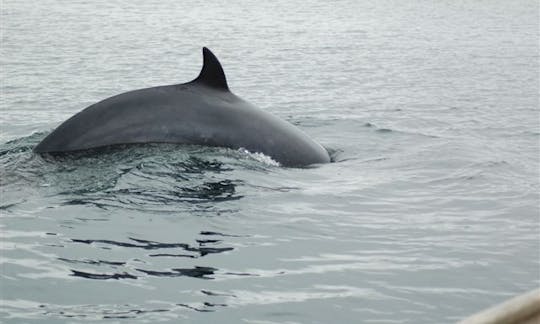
[237,148,280,167]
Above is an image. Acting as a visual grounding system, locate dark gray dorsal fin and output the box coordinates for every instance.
[193,47,229,91]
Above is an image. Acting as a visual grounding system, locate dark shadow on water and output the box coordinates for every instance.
[176,304,215,312]
[201,290,237,297]
[199,231,247,237]
[58,258,125,266]
[181,180,242,201]
[64,231,250,286]
[70,270,137,280]
[60,179,244,211]
[71,237,234,257]
[136,266,217,279]
[102,308,170,319]
[71,266,218,281]
[39,303,171,320]
[148,253,196,258]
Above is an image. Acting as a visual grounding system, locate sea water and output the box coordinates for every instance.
[1,0,539,323]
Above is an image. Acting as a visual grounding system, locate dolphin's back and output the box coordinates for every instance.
[34,48,330,167]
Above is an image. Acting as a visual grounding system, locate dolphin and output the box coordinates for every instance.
[34,47,330,167]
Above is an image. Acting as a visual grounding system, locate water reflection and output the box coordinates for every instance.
[70,270,137,280]
[62,231,241,283]
[32,302,172,320]
[57,258,125,266]
[70,236,234,257]
[136,266,217,279]
[53,155,245,210]
[1,138,254,213]
[176,303,218,312]
[180,180,242,202]
[58,171,244,211]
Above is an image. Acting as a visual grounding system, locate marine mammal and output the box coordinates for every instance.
[34,47,330,167]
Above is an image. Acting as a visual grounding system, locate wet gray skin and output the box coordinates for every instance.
[34,48,330,167]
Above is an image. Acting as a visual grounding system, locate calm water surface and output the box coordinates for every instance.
[1,0,539,323]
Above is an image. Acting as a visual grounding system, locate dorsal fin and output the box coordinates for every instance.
[193,47,229,91]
